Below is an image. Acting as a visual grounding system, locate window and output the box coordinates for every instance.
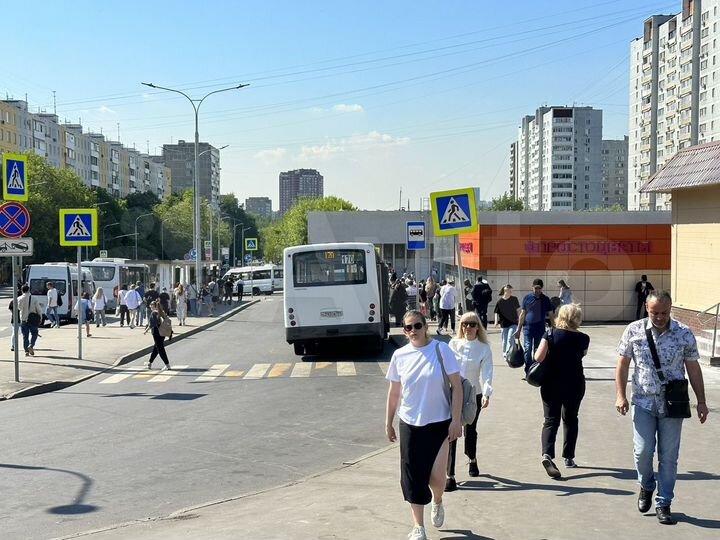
[292,250,367,287]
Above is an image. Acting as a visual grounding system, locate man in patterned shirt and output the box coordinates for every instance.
[615,290,709,525]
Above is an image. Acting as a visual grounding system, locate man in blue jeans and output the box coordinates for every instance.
[514,278,554,372]
[615,290,708,526]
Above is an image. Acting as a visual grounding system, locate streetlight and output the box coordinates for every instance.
[134,212,154,260]
[102,222,120,251]
[142,82,248,289]
[232,222,244,267]
[89,201,110,260]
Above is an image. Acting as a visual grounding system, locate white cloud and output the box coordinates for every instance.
[296,131,409,161]
[351,130,409,146]
[97,105,116,114]
[298,143,345,160]
[254,147,287,162]
[332,103,364,113]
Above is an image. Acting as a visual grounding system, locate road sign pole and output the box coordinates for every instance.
[454,236,464,314]
[77,247,83,360]
[12,256,19,382]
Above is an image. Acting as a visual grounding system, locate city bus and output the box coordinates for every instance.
[283,242,390,356]
[222,264,282,295]
[82,258,150,311]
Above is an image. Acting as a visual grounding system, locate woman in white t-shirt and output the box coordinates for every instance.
[385,310,463,540]
[445,311,494,492]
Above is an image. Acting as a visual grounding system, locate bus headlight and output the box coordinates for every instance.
[369,309,375,316]
[368,317,374,322]
[288,308,294,314]
[288,314,295,320]
[290,320,297,326]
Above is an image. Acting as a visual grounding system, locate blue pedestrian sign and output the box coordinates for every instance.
[59,208,98,246]
[430,188,478,236]
[2,154,28,202]
[245,238,258,251]
[407,221,426,250]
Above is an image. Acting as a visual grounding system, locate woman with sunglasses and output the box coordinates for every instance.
[445,311,493,491]
[386,310,463,540]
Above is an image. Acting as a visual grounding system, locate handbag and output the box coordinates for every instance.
[158,316,173,338]
[645,327,691,418]
[506,338,525,368]
[26,296,42,326]
[526,330,553,388]
[436,343,478,425]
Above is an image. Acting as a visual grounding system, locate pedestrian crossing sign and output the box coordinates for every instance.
[2,153,28,201]
[59,208,98,246]
[430,187,478,236]
[245,237,258,251]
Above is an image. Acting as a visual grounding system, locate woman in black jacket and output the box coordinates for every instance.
[145,300,171,371]
[389,281,408,327]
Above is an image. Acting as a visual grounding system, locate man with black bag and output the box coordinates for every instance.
[470,276,492,329]
[19,284,43,356]
[615,290,709,526]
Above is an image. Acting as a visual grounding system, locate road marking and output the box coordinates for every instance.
[290,362,312,378]
[337,362,356,376]
[378,362,389,375]
[244,363,271,379]
[224,370,245,377]
[149,365,189,383]
[315,361,333,370]
[195,364,230,382]
[268,363,292,377]
[99,367,145,384]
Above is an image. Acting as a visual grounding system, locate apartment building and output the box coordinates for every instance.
[162,141,221,207]
[628,0,720,210]
[0,99,172,200]
[245,196,273,218]
[515,106,612,211]
[601,137,629,209]
[279,168,324,215]
[509,141,519,200]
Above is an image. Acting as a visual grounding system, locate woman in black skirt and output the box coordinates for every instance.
[386,310,462,540]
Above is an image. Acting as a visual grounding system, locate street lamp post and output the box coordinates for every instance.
[232,222,244,267]
[142,82,247,289]
[102,222,120,251]
[134,212,154,260]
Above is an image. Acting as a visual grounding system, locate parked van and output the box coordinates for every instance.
[25,263,96,324]
[221,264,281,296]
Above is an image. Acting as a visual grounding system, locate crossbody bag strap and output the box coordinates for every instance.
[435,342,451,406]
[645,325,666,383]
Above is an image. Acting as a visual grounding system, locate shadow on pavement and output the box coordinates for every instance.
[672,513,720,529]
[440,530,495,540]
[460,473,634,497]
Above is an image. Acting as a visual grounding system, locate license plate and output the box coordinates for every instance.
[320,310,343,318]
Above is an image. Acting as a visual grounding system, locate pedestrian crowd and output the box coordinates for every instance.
[384,269,709,539]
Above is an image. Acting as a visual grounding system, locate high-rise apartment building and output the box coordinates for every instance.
[516,106,613,211]
[601,137,629,208]
[162,141,221,207]
[509,141,519,200]
[628,0,719,210]
[279,168,324,215]
[245,196,273,219]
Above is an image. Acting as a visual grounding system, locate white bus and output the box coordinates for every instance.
[25,263,96,323]
[222,264,282,296]
[283,242,390,356]
[82,258,150,311]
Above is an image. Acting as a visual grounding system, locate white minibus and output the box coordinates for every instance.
[283,242,390,355]
[222,264,281,296]
[83,258,150,311]
[25,263,96,323]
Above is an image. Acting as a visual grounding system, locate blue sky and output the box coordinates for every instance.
[6,0,679,210]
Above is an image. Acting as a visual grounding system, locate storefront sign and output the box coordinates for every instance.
[525,240,652,254]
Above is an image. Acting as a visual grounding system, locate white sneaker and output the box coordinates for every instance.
[431,500,445,528]
[161,364,171,372]
[407,526,428,540]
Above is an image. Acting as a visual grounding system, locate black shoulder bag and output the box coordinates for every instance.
[645,327,691,418]
[526,329,552,388]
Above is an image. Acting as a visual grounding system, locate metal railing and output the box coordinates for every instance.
[697,302,720,359]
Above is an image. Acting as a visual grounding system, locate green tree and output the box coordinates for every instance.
[489,193,524,211]
[261,196,357,262]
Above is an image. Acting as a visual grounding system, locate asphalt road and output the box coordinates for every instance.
[0,295,392,540]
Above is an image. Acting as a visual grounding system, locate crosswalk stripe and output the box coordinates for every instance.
[244,363,271,379]
[290,362,312,378]
[149,365,189,383]
[378,362,389,376]
[195,364,231,382]
[99,367,145,384]
[268,363,292,377]
[315,362,333,370]
[337,362,356,376]
[224,370,245,377]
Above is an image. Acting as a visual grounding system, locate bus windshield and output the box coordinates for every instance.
[88,265,115,282]
[292,249,367,287]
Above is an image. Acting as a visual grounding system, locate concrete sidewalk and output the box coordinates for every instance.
[0,298,260,400]
[52,323,720,540]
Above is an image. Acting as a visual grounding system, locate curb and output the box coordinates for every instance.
[3,299,261,401]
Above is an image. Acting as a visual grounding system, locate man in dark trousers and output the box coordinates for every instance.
[635,275,655,320]
[515,279,555,373]
[471,276,493,328]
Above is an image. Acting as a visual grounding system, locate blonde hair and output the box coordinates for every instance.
[555,303,583,330]
[457,311,489,343]
[93,287,104,300]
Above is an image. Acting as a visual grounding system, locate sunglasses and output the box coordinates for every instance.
[403,322,424,331]
[461,321,478,328]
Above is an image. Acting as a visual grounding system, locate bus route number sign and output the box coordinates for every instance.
[341,254,355,264]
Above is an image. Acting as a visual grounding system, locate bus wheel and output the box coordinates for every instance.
[252,287,260,296]
[293,342,305,356]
